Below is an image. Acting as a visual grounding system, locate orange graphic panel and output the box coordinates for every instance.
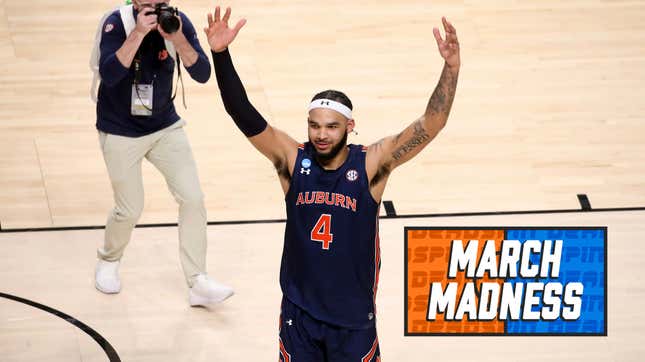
[406,228,505,334]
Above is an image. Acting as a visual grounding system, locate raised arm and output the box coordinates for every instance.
[366,17,460,191]
[204,7,299,178]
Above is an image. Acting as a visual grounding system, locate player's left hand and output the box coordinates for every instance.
[203,6,246,52]
[433,17,460,70]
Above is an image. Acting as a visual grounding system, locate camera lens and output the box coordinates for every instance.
[154,4,180,34]
[159,13,180,33]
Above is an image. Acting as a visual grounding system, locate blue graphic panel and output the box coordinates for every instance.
[505,229,605,335]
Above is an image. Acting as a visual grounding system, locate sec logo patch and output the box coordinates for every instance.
[346,169,358,182]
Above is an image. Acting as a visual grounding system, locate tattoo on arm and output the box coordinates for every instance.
[391,120,430,161]
[389,65,457,162]
[426,65,458,119]
[394,131,403,144]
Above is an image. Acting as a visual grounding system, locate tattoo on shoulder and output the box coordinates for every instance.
[394,131,404,144]
[370,138,386,153]
[391,119,430,161]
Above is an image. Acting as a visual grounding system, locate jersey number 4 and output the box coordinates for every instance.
[311,214,333,250]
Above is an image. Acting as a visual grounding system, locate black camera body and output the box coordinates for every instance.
[146,3,180,34]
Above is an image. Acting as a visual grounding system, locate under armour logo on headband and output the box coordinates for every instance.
[308,99,353,119]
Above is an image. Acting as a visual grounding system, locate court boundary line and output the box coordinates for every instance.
[1,205,644,233]
[0,292,121,362]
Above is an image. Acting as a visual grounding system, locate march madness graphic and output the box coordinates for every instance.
[405,227,606,336]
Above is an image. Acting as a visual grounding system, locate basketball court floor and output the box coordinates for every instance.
[1,0,644,361]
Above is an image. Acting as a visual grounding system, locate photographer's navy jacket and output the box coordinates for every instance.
[97,7,210,137]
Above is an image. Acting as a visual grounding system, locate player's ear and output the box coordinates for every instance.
[346,118,355,133]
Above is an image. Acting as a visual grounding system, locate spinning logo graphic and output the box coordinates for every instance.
[404,227,606,336]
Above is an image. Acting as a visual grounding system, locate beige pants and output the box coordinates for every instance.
[98,120,206,287]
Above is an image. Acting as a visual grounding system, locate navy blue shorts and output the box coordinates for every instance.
[279,296,381,362]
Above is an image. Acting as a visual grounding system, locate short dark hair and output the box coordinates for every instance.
[311,89,353,110]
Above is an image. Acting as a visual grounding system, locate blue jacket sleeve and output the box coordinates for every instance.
[98,13,130,87]
[179,13,211,83]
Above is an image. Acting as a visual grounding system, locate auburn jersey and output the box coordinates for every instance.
[281,142,381,329]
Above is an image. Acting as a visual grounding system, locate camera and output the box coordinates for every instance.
[146,3,180,34]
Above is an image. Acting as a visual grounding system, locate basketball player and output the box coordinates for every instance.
[204,6,460,361]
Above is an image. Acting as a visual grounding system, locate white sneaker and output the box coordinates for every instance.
[95,259,121,294]
[189,274,234,307]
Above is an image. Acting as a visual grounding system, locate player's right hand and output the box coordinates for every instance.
[135,5,158,36]
[204,6,246,52]
[433,17,460,71]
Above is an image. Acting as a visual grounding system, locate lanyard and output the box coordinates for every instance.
[132,46,186,112]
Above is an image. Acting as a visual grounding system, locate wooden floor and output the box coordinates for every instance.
[1,0,644,228]
[1,212,644,361]
[1,0,644,360]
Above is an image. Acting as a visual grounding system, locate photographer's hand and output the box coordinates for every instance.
[115,6,157,68]
[159,15,198,67]
[135,5,158,36]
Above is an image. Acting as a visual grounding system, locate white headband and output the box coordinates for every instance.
[308,99,353,119]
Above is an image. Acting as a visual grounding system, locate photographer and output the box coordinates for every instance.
[94,0,233,306]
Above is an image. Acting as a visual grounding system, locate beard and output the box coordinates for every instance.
[311,131,348,163]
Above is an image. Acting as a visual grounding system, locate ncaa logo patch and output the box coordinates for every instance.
[301,158,312,168]
[104,23,114,33]
[346,169,358,182]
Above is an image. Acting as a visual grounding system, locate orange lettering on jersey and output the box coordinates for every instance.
[325,192,335,205]
[305,192,315,204]
[315,192,326,204]
[295,191,357,212]
[335,194,346,209]
[346,196,357,212]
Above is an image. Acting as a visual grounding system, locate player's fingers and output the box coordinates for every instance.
[207,12,213,27]
[214,6,221,22]
[446,31,458,45]
[442,16,450,33]
[223,7,231,24]
[233,18,247,35]
[447,19,457,35]
[433,27,443,47]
